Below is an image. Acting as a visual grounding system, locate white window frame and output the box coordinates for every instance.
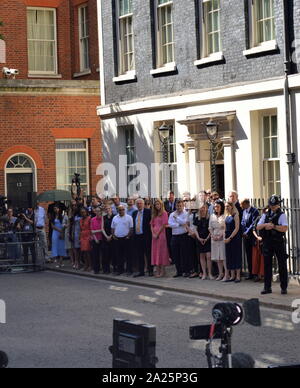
[202,0,222,57]
[243,0,277,56]
[55,139,90,195]
[194,0,224,66]
[27,7,58,75]
[261,115,281,198]
[114,0,135,81]
[78,4,90,72]
[150,0,176,74]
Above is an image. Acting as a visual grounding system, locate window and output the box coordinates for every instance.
[159,125,178,195]
[118,0,135,75]
[202,0,221,57]
[6,155,32,169]
[27,8,57,74]
[262,115,281,197]
[56,141,89,194]
[246,0,275,51]
[255,0,275,44]
[79,5,89,71]
[157,0,175,67]
[125,126,136,187]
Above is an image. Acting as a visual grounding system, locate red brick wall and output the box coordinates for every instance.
[0,0,99,80]
[0,93,102,196]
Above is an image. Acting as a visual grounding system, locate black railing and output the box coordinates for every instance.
[0,232,45,273]
[251,198,300,275]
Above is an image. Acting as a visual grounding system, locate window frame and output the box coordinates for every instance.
[116,0,135,77]
[202,0,222,58]
[243,0,278,56]
[55,139,90,195]
[261,114,281,198]
[124,125,137,190]
[27,7,58,75]
[78,4,90,72]
[156,0,175,68]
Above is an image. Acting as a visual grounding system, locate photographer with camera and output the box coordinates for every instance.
[0,208,21,260]
[19,207,36,266]
[257,195,288,295]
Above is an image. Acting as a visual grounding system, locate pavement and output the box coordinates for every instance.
[46,262,300,312]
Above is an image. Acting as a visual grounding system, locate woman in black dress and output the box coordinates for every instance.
[224,202,242,283]
[102,205,114,273]
[194,203,213,280]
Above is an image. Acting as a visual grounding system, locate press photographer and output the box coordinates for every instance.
[18,208,37,266]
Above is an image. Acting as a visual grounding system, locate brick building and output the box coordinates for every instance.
[97,0,300,201]
[0,0,101,208]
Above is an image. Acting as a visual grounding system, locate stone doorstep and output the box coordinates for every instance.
[45,264,300,313]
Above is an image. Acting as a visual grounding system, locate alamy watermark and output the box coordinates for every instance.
[292,299,300,324]
[0,299,6,324]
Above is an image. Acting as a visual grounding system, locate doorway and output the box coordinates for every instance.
[5,155,35,209]
[7,173,33,209]
[216,164,225,199]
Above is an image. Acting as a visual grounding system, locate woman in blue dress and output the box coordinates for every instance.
[51,205,67,268]
[72,207,82,270]
[224,202,242,283]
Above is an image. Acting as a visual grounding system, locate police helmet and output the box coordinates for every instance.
[268,194,281,206]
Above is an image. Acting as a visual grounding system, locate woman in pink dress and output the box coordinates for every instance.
[80,207,92,272]
[150,199,170,278]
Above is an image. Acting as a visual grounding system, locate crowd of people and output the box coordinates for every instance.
[0,189,289,295]
[46,190,289,295]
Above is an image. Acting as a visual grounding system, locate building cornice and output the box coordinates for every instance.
[97,74,300,119]
[0,79,100,96]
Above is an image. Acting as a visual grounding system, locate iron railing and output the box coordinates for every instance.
[0,231,45,273]
[250,198,300,275]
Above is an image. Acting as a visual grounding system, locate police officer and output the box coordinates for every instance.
[257,195,288,295]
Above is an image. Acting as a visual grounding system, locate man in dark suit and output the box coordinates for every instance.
[132,198,152,277]
[164,191,177,215]
[241,199,259,280]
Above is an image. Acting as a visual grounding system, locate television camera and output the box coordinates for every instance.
[190,299,261,368]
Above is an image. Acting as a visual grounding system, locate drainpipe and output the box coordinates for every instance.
[283,0,298,274]
[283,0,296,198]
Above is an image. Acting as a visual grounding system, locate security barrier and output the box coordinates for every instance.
[0,232,45,273]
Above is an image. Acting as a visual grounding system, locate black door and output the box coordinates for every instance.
[7,173,33,209]
[216,165,225,199]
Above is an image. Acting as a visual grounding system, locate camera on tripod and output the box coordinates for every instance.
[190,299,261,368]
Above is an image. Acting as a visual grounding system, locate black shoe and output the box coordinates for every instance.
[245,276,254,281]
[261,289,272,295]
[173,274,182,278]
[183,273,190,278]
[281,289,288,295]
[234,279,241,284]
[126,272,133,277]
[133,272,144,278]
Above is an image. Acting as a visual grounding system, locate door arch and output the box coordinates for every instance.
[5,154,36,209]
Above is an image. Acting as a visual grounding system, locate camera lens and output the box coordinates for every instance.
[212,303,243,327]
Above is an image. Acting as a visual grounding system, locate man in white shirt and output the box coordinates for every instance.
[34,201,48,262]
[111,206,133,275]
[169,200,189,277]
